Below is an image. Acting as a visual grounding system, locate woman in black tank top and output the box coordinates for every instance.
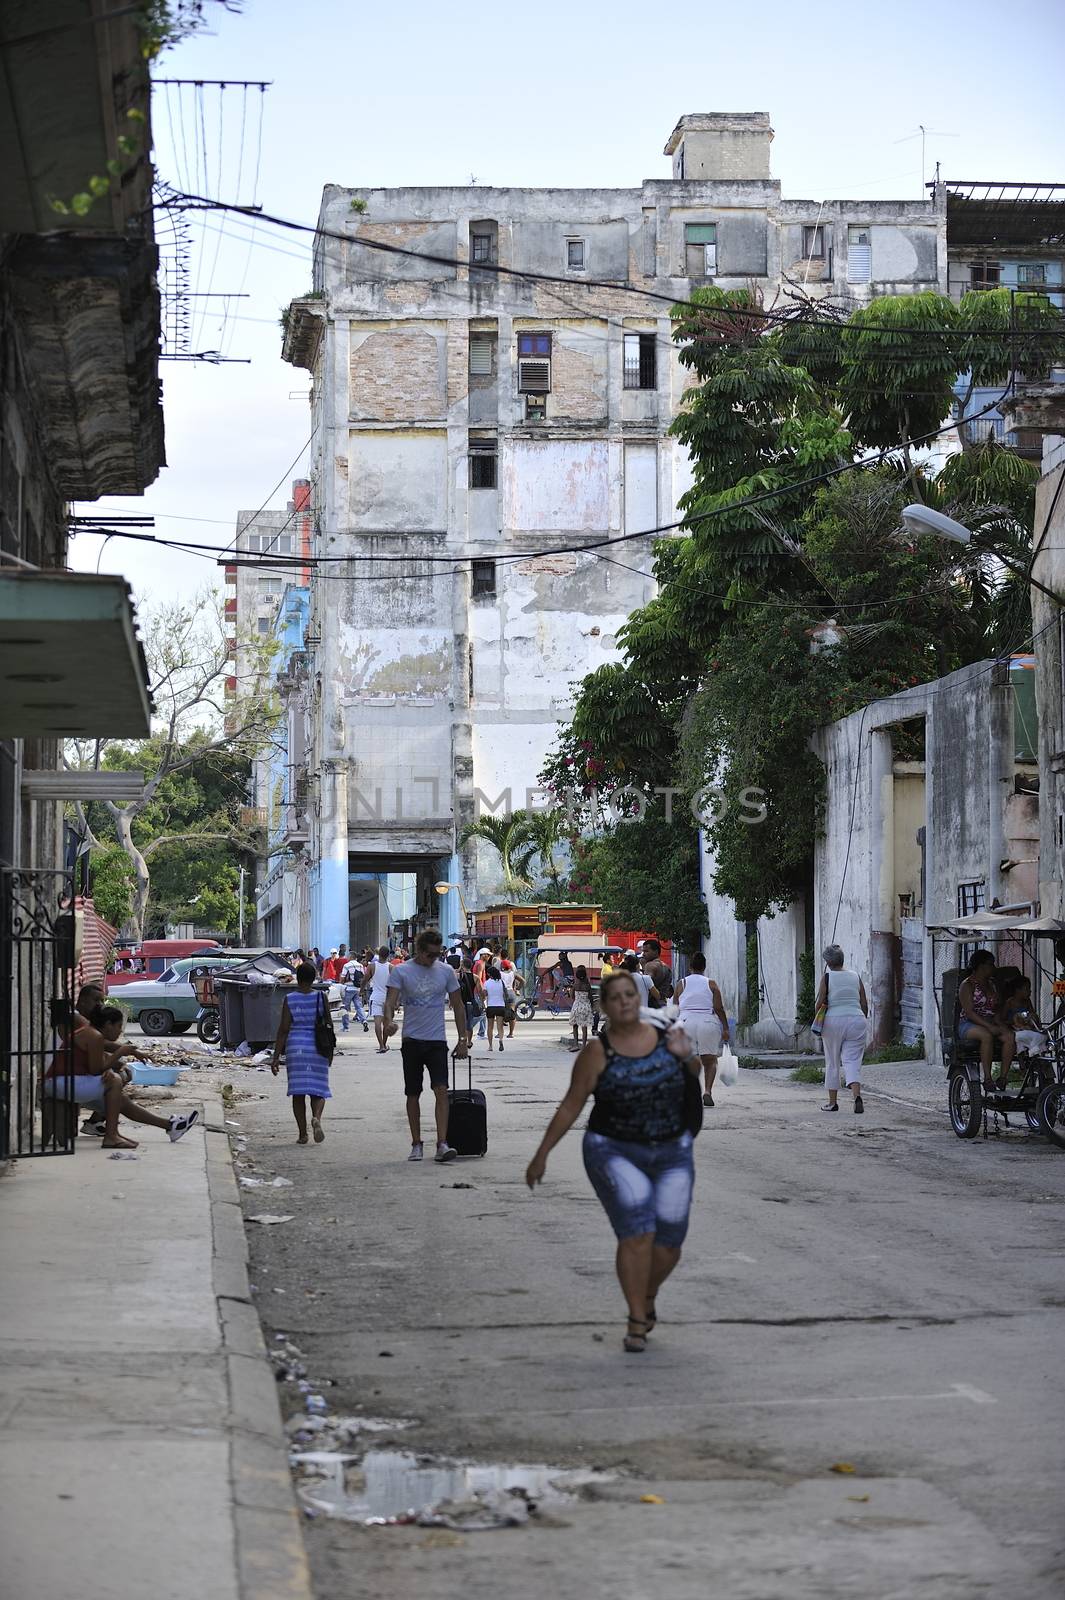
[526,972,702,1353]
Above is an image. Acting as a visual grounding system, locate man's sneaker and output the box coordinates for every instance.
[821,1102,838,1113]
[363,1022,369,1033]
[82,1119,106,1137]
[434,1143,458,1163]
[168,1109,199,1143]
[853,1095,865,1114]
[407,1142,424,1162]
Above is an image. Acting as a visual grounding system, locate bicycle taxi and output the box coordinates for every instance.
[927,908,1065,1147]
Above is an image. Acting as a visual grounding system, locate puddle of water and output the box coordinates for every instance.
[292,1446,609,1527]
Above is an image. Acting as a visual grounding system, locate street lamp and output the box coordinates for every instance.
[434,880,473,938]
[901,504,1063,605]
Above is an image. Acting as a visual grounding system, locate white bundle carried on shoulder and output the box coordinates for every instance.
[716,1043,739,1088]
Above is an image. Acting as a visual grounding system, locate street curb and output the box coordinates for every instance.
[202,1093,312,1600]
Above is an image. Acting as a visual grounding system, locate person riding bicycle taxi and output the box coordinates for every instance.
[957,948,1015,1094]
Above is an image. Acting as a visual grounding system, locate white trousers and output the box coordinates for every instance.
[822,1014,868,1089]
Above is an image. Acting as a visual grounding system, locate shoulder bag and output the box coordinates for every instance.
[314,989,337,1062]
[811,970,829,1037]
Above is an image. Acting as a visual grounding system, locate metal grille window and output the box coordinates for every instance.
[471,559,497,597]
[1018,263,1048,285]
[623,332,656,390]
[685,223,717,277]
[956,879,987,968]
[802,225,825,259]
[970,259,1000,289]
[469,335,494,376]
[847,226,872,284]
[469,446,497,489]
[517,332,551,393]
[957,881,986,918]
[567,238,586,270]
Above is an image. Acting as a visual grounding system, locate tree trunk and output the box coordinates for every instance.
[109,805,151,942]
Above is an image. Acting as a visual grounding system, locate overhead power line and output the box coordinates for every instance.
[163,192,1065,344]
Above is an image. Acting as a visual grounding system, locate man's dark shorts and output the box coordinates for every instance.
[401,1038,449,1096]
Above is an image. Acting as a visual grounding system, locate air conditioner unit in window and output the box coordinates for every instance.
[518,358,551,393]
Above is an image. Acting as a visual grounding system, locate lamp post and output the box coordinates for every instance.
[901,505,1063,606]
[434,880,470,940]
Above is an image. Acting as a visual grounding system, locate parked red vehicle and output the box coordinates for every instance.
[106,938,223,987]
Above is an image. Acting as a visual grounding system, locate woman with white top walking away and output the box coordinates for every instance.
[673,953,729,1107]
[816,944,869,1114]
[482,965,509,1052]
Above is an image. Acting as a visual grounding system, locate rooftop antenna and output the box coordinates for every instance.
[893,125,958,193]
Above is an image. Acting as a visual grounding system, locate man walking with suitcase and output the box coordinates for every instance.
[383,928,470,1164]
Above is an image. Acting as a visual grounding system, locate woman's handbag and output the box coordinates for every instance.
[314,990,337,1062]
[811,970,829,1037]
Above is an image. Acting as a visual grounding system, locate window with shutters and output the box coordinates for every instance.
[517,331,551,393]
[623,332,656,390]
[471,559,496,597]
[566,238,586,271]
[469,335,495,376]
[468,437,497,489]
[685,223,717,277]
[847,226,872,284]
[802,225,825,259]
[970,259,1001,289]
[1018,263,1048,285]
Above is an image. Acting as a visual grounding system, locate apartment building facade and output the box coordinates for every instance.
[280,111,947,950]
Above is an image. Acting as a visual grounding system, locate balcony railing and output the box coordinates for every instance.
[958,416,1043,457]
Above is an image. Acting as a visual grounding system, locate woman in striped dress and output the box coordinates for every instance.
[271,962,333,1144]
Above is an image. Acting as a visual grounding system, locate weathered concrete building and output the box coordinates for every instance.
[281,112,946,949]
[704,660,1042,1057]
[1,2,162,1156]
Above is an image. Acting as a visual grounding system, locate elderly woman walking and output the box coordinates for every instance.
[526,971,702,1353]
[816,944,869,1114]
[271,961,333,1144]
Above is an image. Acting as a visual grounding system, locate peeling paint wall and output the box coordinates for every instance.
[289,128,950,936]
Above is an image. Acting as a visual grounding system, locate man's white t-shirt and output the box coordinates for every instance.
[368,960,391,1004]
[386,959,460,1041]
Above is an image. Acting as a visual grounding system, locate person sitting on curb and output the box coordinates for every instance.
[44,1001,198,1150]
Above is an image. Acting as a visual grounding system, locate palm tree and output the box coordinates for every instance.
[523,809,571,895]
[458,810,537,897]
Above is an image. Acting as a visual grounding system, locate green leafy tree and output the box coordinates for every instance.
[68,590,278,938]
[544,286,1063,929]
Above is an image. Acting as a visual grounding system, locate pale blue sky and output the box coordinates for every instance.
[71,0,1065,601]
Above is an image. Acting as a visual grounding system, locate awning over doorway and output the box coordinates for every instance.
[0,571,152,738]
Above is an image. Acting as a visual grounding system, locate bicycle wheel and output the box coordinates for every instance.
[948,1070,981,1139]
[1024,1060,1053,1133]
[1036,1083,1065,1150]
[515,1000,535,1022]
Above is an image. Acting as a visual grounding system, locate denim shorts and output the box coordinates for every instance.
[582,1129,695,1248]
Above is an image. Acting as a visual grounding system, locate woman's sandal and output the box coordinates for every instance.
[645,1301,657,1335]
[624,1318,650,1353]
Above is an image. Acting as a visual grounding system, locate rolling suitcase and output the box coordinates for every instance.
[447,1048,488,1157]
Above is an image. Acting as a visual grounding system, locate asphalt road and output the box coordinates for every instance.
[230,1019,1065,1600]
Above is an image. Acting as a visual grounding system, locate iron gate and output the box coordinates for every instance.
[1,867,77,1158]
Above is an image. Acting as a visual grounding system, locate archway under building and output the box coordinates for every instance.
[347,853,452,951]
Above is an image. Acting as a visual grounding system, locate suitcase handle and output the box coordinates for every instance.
[451,1044,473,1093]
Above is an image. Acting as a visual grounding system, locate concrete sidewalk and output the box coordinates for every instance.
[751,1055,950,1114]
[0,1093,310,1600]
